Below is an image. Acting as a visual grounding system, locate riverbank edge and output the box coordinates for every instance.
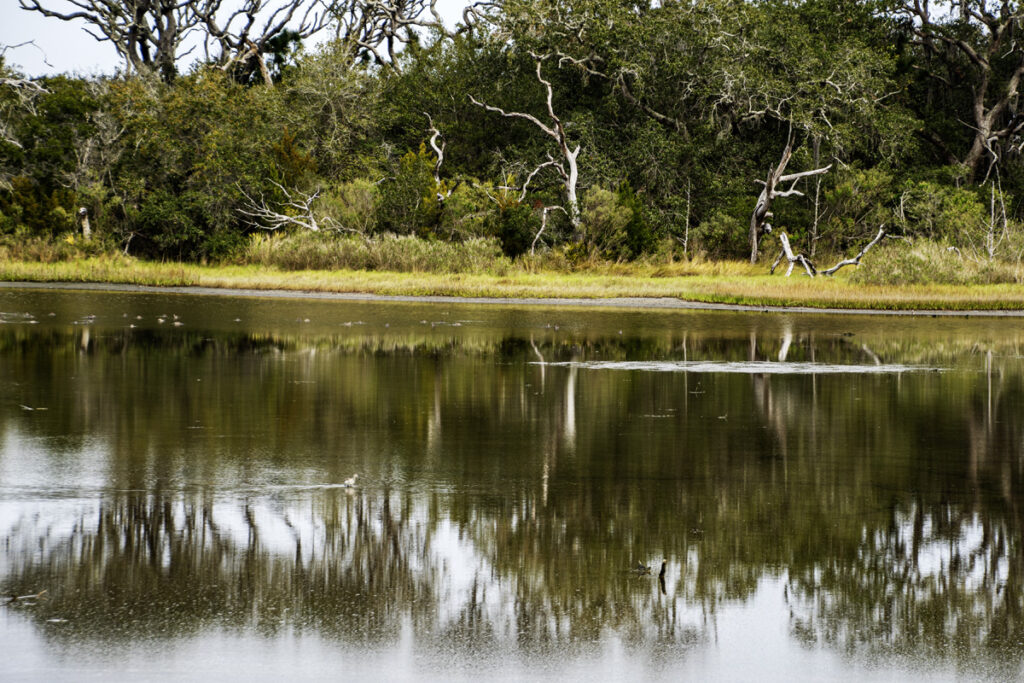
[4,280,1024,317]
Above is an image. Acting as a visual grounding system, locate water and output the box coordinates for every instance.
[1,286,1022,681]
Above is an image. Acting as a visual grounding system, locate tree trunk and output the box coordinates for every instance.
[78,207,91,241]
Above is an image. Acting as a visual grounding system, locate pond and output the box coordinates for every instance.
[1,285,1022,681]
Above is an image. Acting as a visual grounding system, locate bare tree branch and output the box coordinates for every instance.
[750,130,831,263]
[471,54,582,235]
[238,179,361,235]
[819,226,887,275]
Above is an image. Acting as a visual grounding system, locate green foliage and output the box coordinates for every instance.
[3,0,1024,281]
[318,179,377,235]
[617,182,654,258]
[895,180,987,244]
[822,167,896,249]
[581,187,631,260]
[375,145,439,236]
[692,203,750,258]
[437,181,493,241]
[0,176,76,236]
[487,203,539,258]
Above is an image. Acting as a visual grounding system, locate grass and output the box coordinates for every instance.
[2,253,1024,311]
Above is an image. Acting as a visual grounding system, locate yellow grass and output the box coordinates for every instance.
[2,256,1023,311]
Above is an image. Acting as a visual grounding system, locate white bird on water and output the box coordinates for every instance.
[343,474,359,488]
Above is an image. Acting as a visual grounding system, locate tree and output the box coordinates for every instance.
[471,54,583,237]
[18,0,200,81]
[196,0,332,86]
[18,0,334,84]
[894,0,1024,180]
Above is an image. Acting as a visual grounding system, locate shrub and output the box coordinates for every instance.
[617,182,655,258]
[438,181,493,241]
[581,186,631,260]
[374,145,439,236]
[318,178,376,235]
[822,167,895,249]
[487,203,539,258]
[896,180,986,244]
[692,206,749,258]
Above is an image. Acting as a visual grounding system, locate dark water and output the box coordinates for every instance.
[1,287,1022,681]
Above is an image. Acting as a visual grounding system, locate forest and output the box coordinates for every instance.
[2,0,1024,285]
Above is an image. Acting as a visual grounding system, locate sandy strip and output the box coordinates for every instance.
[2,280,1022,317]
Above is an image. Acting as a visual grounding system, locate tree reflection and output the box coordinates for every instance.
[1,316,1023,667]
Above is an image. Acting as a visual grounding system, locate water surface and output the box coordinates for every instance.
[1,287,1022,681]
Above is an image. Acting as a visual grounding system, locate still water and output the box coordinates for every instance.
[1,286,1022,681]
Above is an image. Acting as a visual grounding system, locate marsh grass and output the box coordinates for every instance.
[242,233,512,274]
[2,233,1023,311]
[849,241,1024,286]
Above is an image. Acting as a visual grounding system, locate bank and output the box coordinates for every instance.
[2,256,1024,314]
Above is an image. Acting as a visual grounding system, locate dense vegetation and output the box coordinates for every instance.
[2,0,1024,285]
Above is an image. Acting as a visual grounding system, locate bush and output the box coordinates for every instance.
[822,167,895,249]
[374,145,439,236]
[617,182,655,258]
[438,182,493,241]
[487,203,539,258]
[896,180,986,244]
[581,186,631,260]
[692,206,749,258]
[318,178,376,235]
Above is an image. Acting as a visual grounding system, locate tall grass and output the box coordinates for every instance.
[0,234,114,262]
[242,232,512,274]
[850,241,1024,286]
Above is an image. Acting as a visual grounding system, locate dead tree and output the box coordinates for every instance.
[423,112,457,202]
[749,135,831,263]
[18,0,200,81]
[196,0,332,86]
[329,0,458,73]
[770,226,887,277]
[470,54,582,239]
[238,179,360,234]
[78,207,92,240]
[818,226,887,275]
[0,57,47,153]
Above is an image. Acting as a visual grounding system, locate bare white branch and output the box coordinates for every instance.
[820,226,887,275]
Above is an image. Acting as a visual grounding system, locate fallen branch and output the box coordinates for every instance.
[819,226,886,275]
[2,589,47,606]
[770,226,888,277]
[769,232,817,277]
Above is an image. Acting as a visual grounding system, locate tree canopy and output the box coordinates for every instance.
[2,0,1023,266]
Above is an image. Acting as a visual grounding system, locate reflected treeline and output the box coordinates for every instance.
[1,488,701,654]
[2,315,1024,665]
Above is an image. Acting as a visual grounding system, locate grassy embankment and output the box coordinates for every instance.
[3,253,1024,311]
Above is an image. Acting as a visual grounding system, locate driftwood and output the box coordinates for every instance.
[2,589,47,605]
[819,227,887,275]
[769,232,816,277]
[771,226,887,278]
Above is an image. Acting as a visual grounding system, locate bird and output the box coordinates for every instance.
[343,473,359,488]
[632,561,652,575]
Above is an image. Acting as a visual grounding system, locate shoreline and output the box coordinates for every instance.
[4,280,1024,317]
